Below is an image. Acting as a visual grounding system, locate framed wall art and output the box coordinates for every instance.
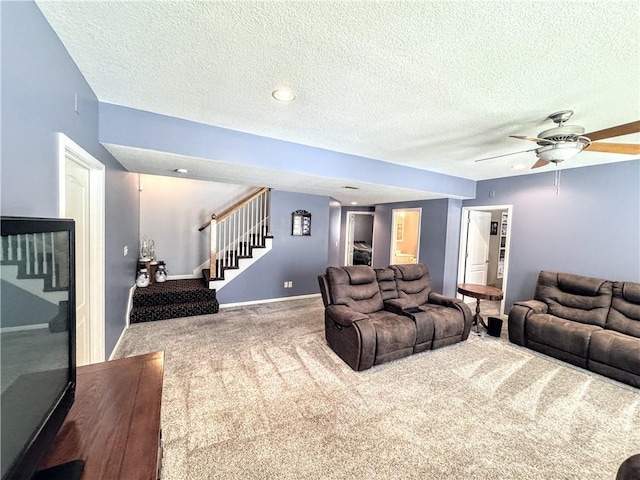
[292,210,311,236]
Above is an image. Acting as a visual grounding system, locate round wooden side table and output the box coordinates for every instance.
[457,283,504,333]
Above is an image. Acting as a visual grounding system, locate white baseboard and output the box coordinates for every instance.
[109,322,129,360]
[219,293,320,309]
[109,284,136,360]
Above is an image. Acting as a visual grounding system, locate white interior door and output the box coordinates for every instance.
[65,159,91,366]
[464,210,491,285]
[59,133,105,363]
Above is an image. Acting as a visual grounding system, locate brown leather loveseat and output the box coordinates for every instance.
[508,271,640,388]
[318,263,472,371]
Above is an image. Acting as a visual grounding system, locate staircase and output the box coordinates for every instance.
[129,278,219,323]
[129,188,272,323]
[200,188,273,291]
[1,232,69,330]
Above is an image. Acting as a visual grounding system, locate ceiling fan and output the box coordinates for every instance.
[475,111,640,169]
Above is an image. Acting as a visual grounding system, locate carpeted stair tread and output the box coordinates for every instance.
[133,278,216,308]
[130,299,220,323]
[130,278,219,323]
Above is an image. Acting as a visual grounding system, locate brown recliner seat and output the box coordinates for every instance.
[318,264,473,371]
[508,271,639,388]
[319,265,417,371]
[388,263,473,350]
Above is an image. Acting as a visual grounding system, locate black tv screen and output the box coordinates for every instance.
[1,217,76,480]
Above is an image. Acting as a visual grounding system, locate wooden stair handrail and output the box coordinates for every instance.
[198,187,270,231]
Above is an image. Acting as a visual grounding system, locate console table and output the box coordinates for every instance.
[457,283,504,333]
[39,351,164,479]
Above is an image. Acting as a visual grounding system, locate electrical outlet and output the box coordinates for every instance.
[284,281,293,288]
[288,281,293,288]
[284,281,288,288]
[123,246,128,256]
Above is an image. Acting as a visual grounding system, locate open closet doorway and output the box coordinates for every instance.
[457,205,512,318]
[344,212,374,266]
[390,208,421,265]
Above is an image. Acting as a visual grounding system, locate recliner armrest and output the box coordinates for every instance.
[428,292,474,338]
[326,304,369,327]
[508,300,547,346]
[513,299,547,314]
[384,298,420,314]
[428,292,465,308]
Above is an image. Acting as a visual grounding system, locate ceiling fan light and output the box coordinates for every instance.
[536,142,586,163]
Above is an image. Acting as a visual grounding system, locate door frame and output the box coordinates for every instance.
[457,204,513,317]
[344,211,374,266]
[390,208,422,264]
[58,133,105,363]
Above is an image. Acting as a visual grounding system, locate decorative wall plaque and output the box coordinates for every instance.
[292,210,311,236]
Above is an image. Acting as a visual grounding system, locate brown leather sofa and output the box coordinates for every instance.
[318,264,472,371]
[508,271,640,388]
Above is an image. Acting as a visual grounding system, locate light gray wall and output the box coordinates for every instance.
[354,215,374,244]
[373,199,462,296]
[1,1,139,355]
[139,174,253,275]
[463,160,640,310]
[216,190,331,304]
[442,199,463,298]
[100,104,477,200]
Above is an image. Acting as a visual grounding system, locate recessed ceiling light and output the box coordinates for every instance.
[511,164,527,170]
[271,88,296,102]
[351,201,358,205]
[175,168,188,174]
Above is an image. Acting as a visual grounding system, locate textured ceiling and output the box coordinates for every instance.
[36,1,640,200]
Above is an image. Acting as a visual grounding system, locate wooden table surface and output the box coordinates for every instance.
[39,351,164,480]
[457,283,504,301]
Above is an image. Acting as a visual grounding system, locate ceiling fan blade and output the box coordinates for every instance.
[531,158,550,169]
[585,120,640,141]
[474,148,537,163]
[585,142,640,155]
[509,135,557,145]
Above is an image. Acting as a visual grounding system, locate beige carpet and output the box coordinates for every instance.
[115,297,639,479]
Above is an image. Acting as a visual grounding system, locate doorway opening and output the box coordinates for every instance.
[344,211,374,266]
[457,205,512,317]
[58,133,105,365]
[390,208,421,265]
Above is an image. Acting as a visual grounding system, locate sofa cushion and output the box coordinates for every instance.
[527,313,601,358]
[589,330,640,379]
[393,263,428,281]
[607,281,640,338]
[326,266,384,314]
[391,263,432,305]
[375,267,399,301]
[416,304,465,349]
[343,265,376,285]
[368,310,417,359]
[534,271,613,327]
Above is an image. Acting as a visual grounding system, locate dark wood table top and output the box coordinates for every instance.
[457,283,504,301]
[39,351,164,480]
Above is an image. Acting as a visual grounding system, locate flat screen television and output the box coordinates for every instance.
[1,216,83,480]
